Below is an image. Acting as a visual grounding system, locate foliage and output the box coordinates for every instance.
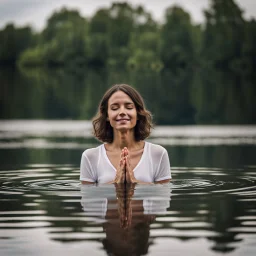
[18,8,88,67]
[2,66,255,124]
[0,0,255,124]
[0,24,35,65]
[160,6,195,69]
[0,0,254,74]
[202,0,246,71]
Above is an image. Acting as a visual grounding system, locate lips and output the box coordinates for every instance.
[116,118,130,121]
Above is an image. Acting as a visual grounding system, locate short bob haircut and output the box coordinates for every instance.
[92,84,153,143]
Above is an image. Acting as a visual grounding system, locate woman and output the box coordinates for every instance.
[80,84,171,184]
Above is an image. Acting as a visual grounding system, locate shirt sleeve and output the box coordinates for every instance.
[154,149,172,182]
[80,151,97,182]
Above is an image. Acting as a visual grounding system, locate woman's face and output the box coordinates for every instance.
[107,90,138,133]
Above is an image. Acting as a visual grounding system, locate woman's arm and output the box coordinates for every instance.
[81,180,95,184]
[80,151,97,184]
[154,149,172,183]
[155,179,171,184]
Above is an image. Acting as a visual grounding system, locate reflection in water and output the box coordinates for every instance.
[81,183,171,255]
[1,67,255,125]
[0,164,256,255]
[0,121,256,255]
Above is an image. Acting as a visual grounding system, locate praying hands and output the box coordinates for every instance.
[114,147,138,184]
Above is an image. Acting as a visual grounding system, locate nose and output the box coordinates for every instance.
[118,106,126,116]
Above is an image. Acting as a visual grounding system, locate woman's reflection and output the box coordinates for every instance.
[81,183,171,255]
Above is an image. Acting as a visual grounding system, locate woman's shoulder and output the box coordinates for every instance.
[82,144,103,158]
[146,141,166,151]
[146,141,167,156]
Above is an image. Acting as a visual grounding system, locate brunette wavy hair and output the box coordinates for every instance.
[92,84,153,143]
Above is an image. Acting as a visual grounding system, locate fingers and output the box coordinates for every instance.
[119,158,125,169]
[125,155,131,168]
[117,150,126,183]
[122,147,129,157]
[119,150,126,169]
[115,157,125,183]
[120,148,130,170]
[120,148,127,161]
[120,148,126,157]
[118,147,132,184]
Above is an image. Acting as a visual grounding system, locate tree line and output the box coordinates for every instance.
[0,0,255,74]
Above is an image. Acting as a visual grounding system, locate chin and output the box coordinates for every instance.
[116,126,134,132]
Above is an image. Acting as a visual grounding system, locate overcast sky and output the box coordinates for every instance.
[0,0,255,30]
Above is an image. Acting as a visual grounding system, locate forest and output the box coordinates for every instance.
[0,0,255,124]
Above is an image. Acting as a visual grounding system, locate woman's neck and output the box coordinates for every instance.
[111,130,138,150]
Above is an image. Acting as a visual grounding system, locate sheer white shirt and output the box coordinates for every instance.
[80,141,171,184]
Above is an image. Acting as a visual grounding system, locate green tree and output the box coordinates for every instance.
[88,3,158,68]
[127,6,161,70]
[0,23,35,65]
[160,6,195,69]
[107,2,134,67]
[202,0,245,69]
[88,9,110,66]
[19,8,88,67]
[241,19,256,73]
[127,32,163,70]
[190,68,256,124]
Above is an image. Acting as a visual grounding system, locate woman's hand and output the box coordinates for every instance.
[114,150,126,183]
[123,147,138,184]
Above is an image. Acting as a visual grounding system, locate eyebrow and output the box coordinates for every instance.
[110,102,134,106]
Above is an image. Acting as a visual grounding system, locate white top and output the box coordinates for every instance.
[80,141,171,183]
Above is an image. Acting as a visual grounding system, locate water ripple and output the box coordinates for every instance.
[172,179,221,189]
[23,179,80,191]
[0,165,255,197]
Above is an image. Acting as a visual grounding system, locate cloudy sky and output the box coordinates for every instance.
[0,0,255,30]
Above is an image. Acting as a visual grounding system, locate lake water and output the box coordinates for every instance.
[0,120,256,255]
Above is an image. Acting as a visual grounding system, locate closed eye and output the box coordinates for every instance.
[110,104,134,110]
[126,104,134,109]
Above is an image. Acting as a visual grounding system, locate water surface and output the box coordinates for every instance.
[0,121,256,255]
